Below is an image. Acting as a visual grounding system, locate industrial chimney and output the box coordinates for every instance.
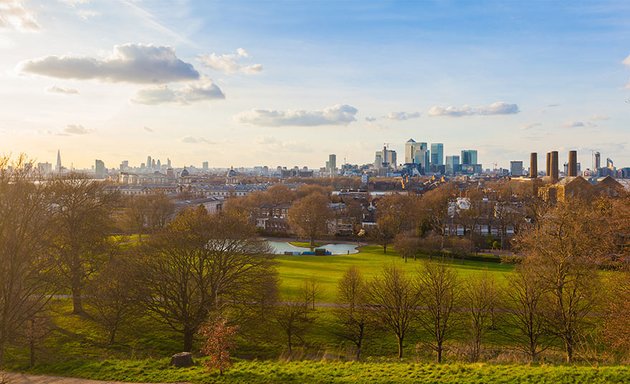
[530,152,538,178]
[546,152,551,177]
[551,151,559,182]
[568,150,577,177]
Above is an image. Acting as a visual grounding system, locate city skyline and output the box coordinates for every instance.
[2,1,630,168]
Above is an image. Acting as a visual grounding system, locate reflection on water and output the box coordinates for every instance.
[267,241,358,255]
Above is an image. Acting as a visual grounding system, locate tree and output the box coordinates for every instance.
[516,201,611,363]
[415,260,459,363]
[602,267,630,359]
[334,267,369,360]
[124,194,174,239]
[366,265,419,359]
[139,207,274,351]
[0,156,55,364]
[273,300,312,358]
[417,184,456,245]
[462,272,499,361]
[49,175,118,314]
[375,195,419,254]
[199,317,239,376]
[501,263,551,363]
[288,192,332,247]
[302,277,322,311]
[394,233,420,262]
[86,254,145,344]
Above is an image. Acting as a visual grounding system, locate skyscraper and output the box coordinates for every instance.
[461,150,478,165]
[445,155,460,175]
[326,154,337,176]
[510,161,523,176]
[147,156,152,170]
[404,139,418,164]
[430,143,444,166]
[56,149,62,172]
[95,159,106,179]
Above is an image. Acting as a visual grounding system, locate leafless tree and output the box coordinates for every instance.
[366,265,419,359]
[49,174,118,314]
[273,299,312,358]
[462,271,499,361]
[288,192,333,247]
[415,260,460,363]
[302,277,322,311]
[139,207,274,351]
[394,233,420,262]
[0,156,55,365]
[334,266,369,360]
[124,193,174,240]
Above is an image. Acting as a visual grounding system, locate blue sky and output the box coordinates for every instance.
[1,0,629,169]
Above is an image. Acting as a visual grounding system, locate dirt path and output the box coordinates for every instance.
[1,372,185,384]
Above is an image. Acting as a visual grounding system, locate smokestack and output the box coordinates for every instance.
[546,152,551,177]
[530,152,538,178]
[551,151,559,182]
[568,150,577,177]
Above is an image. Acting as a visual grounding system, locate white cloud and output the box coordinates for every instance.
[181,136,213,144]
[21,43,199,83]
[623,54,630,67]
[0,0,39,31]
[365,116,377,122]
[132,80,225,105]
[428,102,519,117]
[47,85,79,95]
[143,126,154,132]
[64,124,91,134]
[198,48,263,74]
[384,111,421,121]
[236,104,358,127]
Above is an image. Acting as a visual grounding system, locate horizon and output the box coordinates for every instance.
[2,0,630,169]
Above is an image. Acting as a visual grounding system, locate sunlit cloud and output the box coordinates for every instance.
[428,102,519,117]
[47,85,79,95]
[132,80,225,105]
[64,124,91,135]
[384,111,421,121]
[0,0,39,31]
[198,48,263,74]
[236,104,358,127]
[21,44,199,83]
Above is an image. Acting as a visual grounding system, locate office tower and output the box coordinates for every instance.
[445,155,460,175]
[147,156,152,170]
[95,159,106,179]
[167,158,172,168]
[530,152,538,178]
[120,160,129,171]
[375,147,397,169]
[56,150,62,172]
[202,161,209,170]
[328,154,336,175]
[37,162,52,174]
[510,161,523,177]
[594,152,601,170]
[374,152,383,168]
[430,143,444,166]
[607,158,614,169]
[568,150,577,177]
[405,139,417,164]
[461,150,478,165]
[157,159,161,169]
[151,159,156,169]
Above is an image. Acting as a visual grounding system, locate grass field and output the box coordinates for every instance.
[275,245,514,301]
[25,358,630,384]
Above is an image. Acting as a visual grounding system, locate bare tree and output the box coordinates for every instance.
[302,277,322,311]
[415,260,459,363]
[375,195,420,254]
[602,267,630,360]
[49,174,118,314]
[366,265,419,359]
[0,156,55,365]
[462,272,499,361]
[139,207,274,351]
[273,299,312,358]
[394,233,420,262]
[288,192,332,247]
[85,254,145,344]
[501,263,551,363]
[516,201,611,363]
[124,193,174,240]
[334,266,369,360]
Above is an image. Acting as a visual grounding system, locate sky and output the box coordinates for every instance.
[1,0,629,170]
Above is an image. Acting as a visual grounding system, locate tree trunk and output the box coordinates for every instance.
[183,328,194,352]
[565,339,573,363]
[383,243,387,254]
[71,285,84,315]
[397,335,404,359]
[109,327,118,345]
[437,345,443,363]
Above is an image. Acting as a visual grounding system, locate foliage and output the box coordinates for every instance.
[199,317,238,375]
[288,192,333,247]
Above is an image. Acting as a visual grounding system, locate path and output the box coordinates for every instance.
[1,373,185,384]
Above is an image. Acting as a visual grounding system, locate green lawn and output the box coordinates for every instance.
[276,245,514,301]
[26,358,630,384]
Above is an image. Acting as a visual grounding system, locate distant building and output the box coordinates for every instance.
[37,162,53,175]
[375,146,397,169]
[325,154,337,176]
[56,150,62,172]
[510,161,523,177]
[95,159,106,179]
[202,161,209,170]
[445,155,460,175]
[430,143,444,166]
[461,149,478,165]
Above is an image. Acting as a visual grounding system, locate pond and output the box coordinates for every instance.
[267,241,359,255]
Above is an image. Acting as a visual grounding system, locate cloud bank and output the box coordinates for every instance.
[132,81,225,105]
[21,43,199,83]
[384,111,421,121]
[236,104,358,127]
[0,0,39,31]
[47,85,79,95]
[64,124,90,134]
[199,48,262,74]
[428,102,519,117]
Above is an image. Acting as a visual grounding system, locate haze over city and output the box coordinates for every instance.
[1,1,629,169]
